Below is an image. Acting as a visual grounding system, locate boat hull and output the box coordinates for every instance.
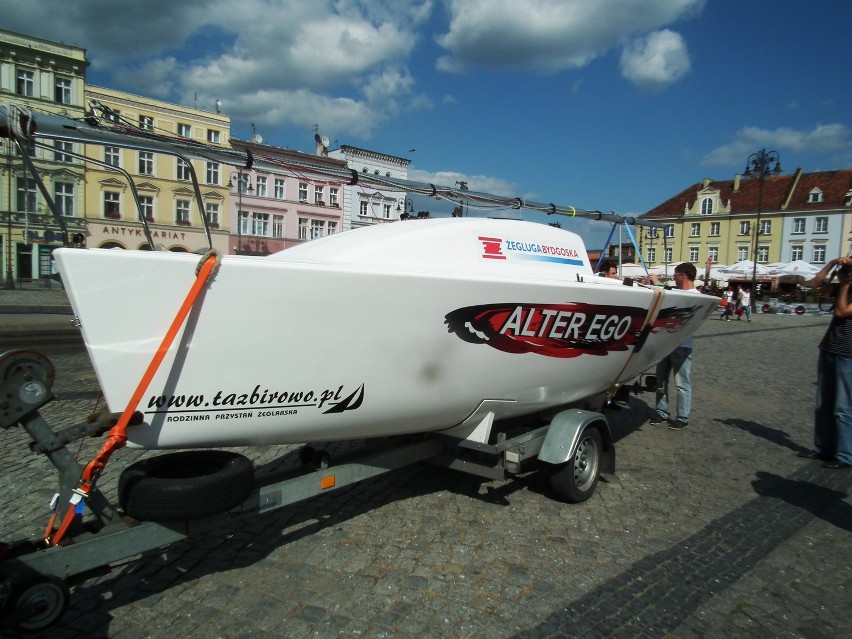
[55,219,717,448]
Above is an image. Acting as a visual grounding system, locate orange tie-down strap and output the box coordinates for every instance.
[46,252,219,546]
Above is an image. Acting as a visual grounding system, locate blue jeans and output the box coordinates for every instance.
[814,350,852,464]
[655,346,692,423]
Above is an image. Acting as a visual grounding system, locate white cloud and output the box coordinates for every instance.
[408,168,518,197]
[703,124,852,166]
[436,0,704,77]
[619,30,691,91]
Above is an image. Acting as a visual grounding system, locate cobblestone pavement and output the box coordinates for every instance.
[0,295,850,638]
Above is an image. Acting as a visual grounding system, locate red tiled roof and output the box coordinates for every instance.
[642,169,852,219]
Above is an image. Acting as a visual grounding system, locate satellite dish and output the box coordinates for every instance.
[321,136,329,148]
[252,134,263,144]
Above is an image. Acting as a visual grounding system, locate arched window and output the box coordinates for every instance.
[701,198,714,215]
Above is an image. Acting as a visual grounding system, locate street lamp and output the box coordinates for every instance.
[743,149,782,308]
[230,170,253,254]
[396,197,414,220]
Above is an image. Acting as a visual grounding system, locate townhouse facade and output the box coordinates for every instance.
[229,137,347,254]
[640,169,852,269]
[327,145,410,230]
[83,85,232,254]
[0,28,88,285]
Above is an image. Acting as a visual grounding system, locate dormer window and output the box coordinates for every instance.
[700,197,714,215]
[807,188,824,204]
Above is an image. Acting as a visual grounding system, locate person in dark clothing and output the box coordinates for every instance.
[800,257,852,469]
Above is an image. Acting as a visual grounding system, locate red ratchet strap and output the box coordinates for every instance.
[46,253,218,546]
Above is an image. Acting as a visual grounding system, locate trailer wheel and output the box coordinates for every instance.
[548,427,602,503]
[5,576,69,634]
[118,450,254,522]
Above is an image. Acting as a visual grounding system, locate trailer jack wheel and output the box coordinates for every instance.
[548,427,602,503]
[4,576,69,634]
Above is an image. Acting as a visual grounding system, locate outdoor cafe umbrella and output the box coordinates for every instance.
[721,260,772,276]
[772,260,821,278]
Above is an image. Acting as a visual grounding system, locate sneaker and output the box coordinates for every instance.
[649,417,668,426]
[668,420,688,430]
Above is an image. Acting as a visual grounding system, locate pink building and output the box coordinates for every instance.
[229,138,348,255]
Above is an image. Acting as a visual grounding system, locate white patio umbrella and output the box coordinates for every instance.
[721,260,772,276]
[773,260,821,277]
[617,263,651,278]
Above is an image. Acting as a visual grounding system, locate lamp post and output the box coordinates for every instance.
[743,149,782,309]
[396,197,414,220]
[230,170,253,254]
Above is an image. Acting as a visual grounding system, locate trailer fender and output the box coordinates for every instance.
[537,409,615,475]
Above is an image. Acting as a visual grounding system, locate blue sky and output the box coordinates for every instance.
[5,0,851,248]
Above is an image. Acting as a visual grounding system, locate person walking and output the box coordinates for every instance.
[800,257,852,469]
[738,286,752,322]
[650,262,704,430]
[720,286,735,321]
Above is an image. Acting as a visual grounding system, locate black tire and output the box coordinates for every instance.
[118,450,254,522]
[6,576,69,634]
[548,427,602,503]
[795,305,806,315]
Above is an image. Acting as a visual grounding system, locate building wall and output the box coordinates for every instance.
[83,86,231,254]
[0,29,88,285]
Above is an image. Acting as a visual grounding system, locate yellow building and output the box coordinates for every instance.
[0,28,88,286]
[83,86,231,253]
[641,170,852,272]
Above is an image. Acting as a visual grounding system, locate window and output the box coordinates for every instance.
[329,187,339,207]
[274,179,285,200]
[298,183,308,202]
[139,151,153,175]
[177,123,191,138]
[252,212,269,236]
[690,223,700,237]
[314,186,324,204]
[327,221,337,235]
[206,162,219,185]
[239,211,249,235]
[664,247,673,263]
[298,218,308,240]
[793,218,805,234]
[689,246,699,262]
[790,245,803,261]
[176,200,191,224]
[54,77,72,104]
[177,158,191,181]
[647,247,656,262]
[54,182,74,216]
[16,178,36,212]
[359,201,368,216]
[236,173,251,195]
[104,191,120,219]
[207,129,220,144]
[815,217,828,233]
[807,188,824,204]
[757,246,769,262]
[739,221,751,235]
[105,146,120,167]
[737,246,749,261]
[139,116,153,131]
[813,245,826,263]
[53,141,73,163]
[104,108,121,123]
[701,198,713,215]
[139,196,154,222]
[664,225,674,238]
[646,229,657,239]
[256,176,267,198]
[383,204,391,219]
[709,222,720,236]
[708,247,719,263]
[311,219,324,239]
[272,215,284,238]
[759,220,771,235]
[17,70,34,96]
[205,203,219,227]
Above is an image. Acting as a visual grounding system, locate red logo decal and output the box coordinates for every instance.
[479,236,506,260]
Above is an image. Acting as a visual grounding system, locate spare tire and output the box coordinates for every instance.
[118,450,254,522]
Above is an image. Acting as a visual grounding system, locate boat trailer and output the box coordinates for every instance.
[0,348,615,633]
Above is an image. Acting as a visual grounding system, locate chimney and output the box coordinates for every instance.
[733,174,741,192]
[703,178,711,188]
